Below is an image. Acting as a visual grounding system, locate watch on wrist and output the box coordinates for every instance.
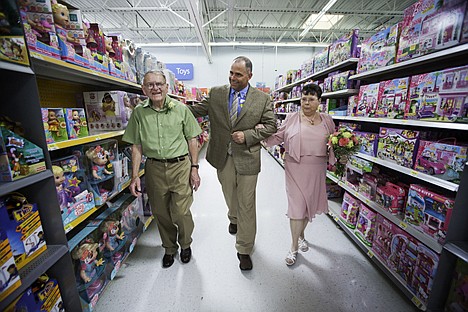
[191,164,199,169]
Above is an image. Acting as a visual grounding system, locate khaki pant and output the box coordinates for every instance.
[217,155,258,254]
[145,157,194,255]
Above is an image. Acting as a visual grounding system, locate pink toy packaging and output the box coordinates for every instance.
[377,127,420,168]
[372,214,395,263]
[328,29,359,67]
[65,108,89,139]
[83,91,130,134]
[406,71,443,120]
[388,225,420,287]
[411,243,440,305]
[313,48,329,73]
[377,77,411,119]
[404,184,454,244]
[414,140,467,183]
[340,192,360,229]
[437,65,468,122]
[358,173,379,201]
[347,95,358,116]
[376,181,407,215]
[355,131,378,156]
[357,23,399,73]
[356,83,380,117]
[354,204,377,247]
[445,258,468,312]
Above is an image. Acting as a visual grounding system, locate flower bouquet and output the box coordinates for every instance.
[328,127,361,177]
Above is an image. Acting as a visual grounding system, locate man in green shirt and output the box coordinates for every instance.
[122,70,202,268]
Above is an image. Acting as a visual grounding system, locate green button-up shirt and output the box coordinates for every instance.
[122,96,202,159]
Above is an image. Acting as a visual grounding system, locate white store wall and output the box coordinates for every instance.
[145,46,317,90]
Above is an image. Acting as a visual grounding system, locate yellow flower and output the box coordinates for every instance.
[347,141,354,148]
[342,131,352,138]
[331,137,339,144]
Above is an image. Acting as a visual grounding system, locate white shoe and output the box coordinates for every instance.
[285,250,298,266]
[298,238,309,252]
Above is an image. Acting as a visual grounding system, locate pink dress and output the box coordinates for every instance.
[265,112,335,221]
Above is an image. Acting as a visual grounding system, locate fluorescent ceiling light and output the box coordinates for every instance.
[301,14,343,30]
[300,0,338,37]
[138,42,329,48]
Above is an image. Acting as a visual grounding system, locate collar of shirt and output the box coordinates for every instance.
[142,95,172,112]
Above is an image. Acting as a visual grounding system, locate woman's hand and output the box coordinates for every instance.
[255,123,265,129]
[339,155,349,165]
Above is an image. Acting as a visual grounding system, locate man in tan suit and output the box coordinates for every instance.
[189,56,277,270]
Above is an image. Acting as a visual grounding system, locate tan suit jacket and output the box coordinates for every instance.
[189,84,277,175]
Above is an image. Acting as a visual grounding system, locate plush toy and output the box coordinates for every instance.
[85,145,112,180]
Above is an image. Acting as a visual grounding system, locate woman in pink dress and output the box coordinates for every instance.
[264,84,337,265]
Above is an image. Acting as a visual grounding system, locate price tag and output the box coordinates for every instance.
[411,296,423,308]
[367,250,374,258]
[410,170,418,177]
[48,144,58,151]
[334,216,339,222]
[399,222,408,229]
[364,198,371,205]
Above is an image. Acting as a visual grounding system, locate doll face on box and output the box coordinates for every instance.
[52,4,70,29]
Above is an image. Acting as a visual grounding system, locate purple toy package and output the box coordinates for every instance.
[340,192,360,229]
[377,127,420,168]
[355,131,378,157]
[356,83,380,117]
[354,204,377,247]
[377,77,411,119]
[328,29,359,67]
[313,48,329,73]
[406,70,444,120]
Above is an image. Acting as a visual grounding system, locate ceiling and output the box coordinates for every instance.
[65,0,417,61]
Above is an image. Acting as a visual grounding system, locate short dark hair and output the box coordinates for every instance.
[302,83,322,99]
[233,56,253,73]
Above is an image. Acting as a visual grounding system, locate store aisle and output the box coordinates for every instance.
[95,149,417,312]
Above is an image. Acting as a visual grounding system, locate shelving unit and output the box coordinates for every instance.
[322,89,359,98]
[47,130,126,151]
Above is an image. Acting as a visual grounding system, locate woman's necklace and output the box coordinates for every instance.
[301,111,317,125]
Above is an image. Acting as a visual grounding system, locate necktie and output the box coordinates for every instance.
[230,92,239,126]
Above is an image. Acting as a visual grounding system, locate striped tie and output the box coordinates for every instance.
[230,92,239,126]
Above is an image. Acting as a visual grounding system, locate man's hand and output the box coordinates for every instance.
[255,123,265,129]
[232,131,245,144]
[129,176,142,197]
[190,168,201,191]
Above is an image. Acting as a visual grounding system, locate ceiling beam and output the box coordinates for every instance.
[184,0,213,63]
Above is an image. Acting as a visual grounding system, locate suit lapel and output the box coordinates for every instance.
[220,85,230,125]
[236,85,256,124]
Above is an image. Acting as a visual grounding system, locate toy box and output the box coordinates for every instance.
[387,225,420,286]
[355,131,378,156]
[357,23,399,73]
[64,108,89,139]
[326,178,343,198]
[323,76,333,93]
[52,155,95,231]
[437,65,468,122]
[377,77,411,119]
[328,29,359,67]
[313,48,329,73]
[358,173,379,201]
[83,91,130,134]
[354,204,377,246]
[340,192,360,229]
[0,127,46,182]
[338,122,361,131]
[347,95,358,116]
[376,181,407,215]
[356,83,380,117]
[414,140,467,183]
[377,127,420,168]
[372,215,395,263]
[331,70,357,92]
[42,108,68,143]
[116,195,145,252]
[0,194,47,269]
[404,184,455,244]
[0,227,21,301]
[344,157,373,192]
[0,36,30,66]
[406,70,445,120]
[445,258,468,312]
[411,243,440,305]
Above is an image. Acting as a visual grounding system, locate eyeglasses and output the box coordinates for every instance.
[144,82,166,89]
[301,97,319,103]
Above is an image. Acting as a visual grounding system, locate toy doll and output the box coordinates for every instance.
[52,3,77,45]
[101,93,116,117]
[71,110,82,136]
[52,165,74,212]
[9,147,22,177]
[0,263,19,291]
[85,145,112,180]
[47,110,60,136]
[123,93,133,122]
[72,242,104,287]
[101,220,125,262]
[105,36,115,58]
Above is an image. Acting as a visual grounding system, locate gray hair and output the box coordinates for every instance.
[143,70,167,84]
[233,56,253,73]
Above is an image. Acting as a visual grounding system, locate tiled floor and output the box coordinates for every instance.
[94,149,417,312]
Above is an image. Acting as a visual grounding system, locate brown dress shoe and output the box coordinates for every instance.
[229,223,237,235]
[237,253,252,270]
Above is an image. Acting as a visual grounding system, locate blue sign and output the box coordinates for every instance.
[166,63,194,80]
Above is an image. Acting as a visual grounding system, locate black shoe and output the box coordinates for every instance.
[162,254,175,268]
[229,223,237,235]
[237,253,252,270]
[180,247,192,264]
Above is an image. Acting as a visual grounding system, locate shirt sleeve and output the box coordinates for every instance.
[122,108,141,145]
[182,105,203,140]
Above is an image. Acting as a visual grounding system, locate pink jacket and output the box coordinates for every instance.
[265,112,336,165]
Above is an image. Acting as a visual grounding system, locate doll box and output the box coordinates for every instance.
[0,228,21,302]
[354,204,377,247]
[358,173,379,201]
[331,70,356,92]
[0,127,46,182]
[372,214,395,263]
[377,77,411,119]
[313,48,329,73]
[64,108,89,139]
[437,65,468,122]
[414,140,467,183]
[328,29,359,67]
[404,184,454,244]
[41,108,68,143]
[26,0,53,13]
[0,196,47,270]
[83,91,129,134]
[0,36,30,66]
[376,182,407,215]
[355,131,378,157]
[340,192,360,229]
[356,83,380,117]
[377,127,420,168]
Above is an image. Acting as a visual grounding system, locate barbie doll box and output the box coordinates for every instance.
[83,91,129,134]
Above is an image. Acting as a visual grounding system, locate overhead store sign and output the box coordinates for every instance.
[166,63,194,80]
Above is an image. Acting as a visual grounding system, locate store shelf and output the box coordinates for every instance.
[47,130,125,151]
[327,199,427,311]
[326,171,443,253]
[275,112,293,116]
[444,241,468,262]
[0,61,34,75]
[275,97,301,104]
[274,58,359,92]
[355,152,459,192]
[331,115,468,131]
[143,215,155,231]
[30,52,141,91]
[0,245,68,311]
[168,93,186,100]
[0,171,53,197]
[322,89,359,98]
[349,43,468,82]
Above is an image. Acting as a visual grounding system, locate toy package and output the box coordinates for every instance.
[326,178,343,198]
[355,131,378,156]
[356,83,380,117]
[414,140,467,184]
[344,157,374,192]
[372,215,395,262]
[52,155,95,231]
[445,258,468,312]
[331,70,357,91]
[347,95,358,116]
[42,108,68,143]
[0,127,46,182]
[404,184,455,244]
[340,192,360,229]
[313,48,329,73]
[0,194,47,269]
[354,204,377,246]
[411,244,440,305]
[376,181,407,215]
[406,70,444,120]
[377,77,411,119]
[377,127,420,168]
[328,29,359,67]
[64,108,89,139]
[358,173,379,201]
[436,65,468,122]
[83,91,130,134]
[323,76,333,93]
[357,23,399,73]
[0,227,21,301]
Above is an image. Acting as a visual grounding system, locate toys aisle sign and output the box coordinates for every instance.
[166,63,194,80]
